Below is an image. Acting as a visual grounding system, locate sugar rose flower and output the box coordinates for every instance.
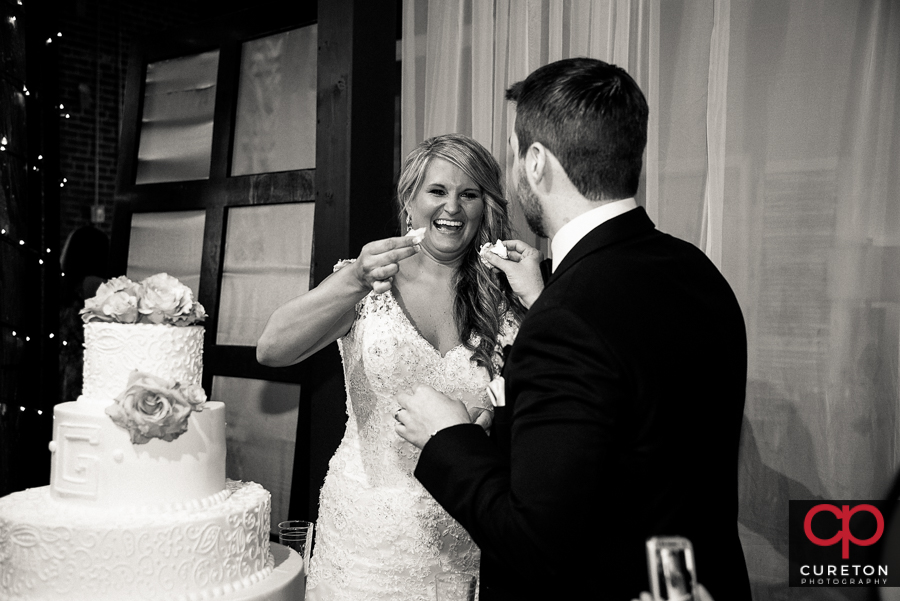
[103,291,139,323]
[81,276,140,323]
[105,371,206,444]
[171,298,207,326]
[137,273,204,325]
[182,382,208,410]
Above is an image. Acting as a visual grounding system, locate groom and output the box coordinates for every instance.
[395,58,751,601]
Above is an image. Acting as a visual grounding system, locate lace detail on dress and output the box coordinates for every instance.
[333,258,357,273]
[307,289,519,601]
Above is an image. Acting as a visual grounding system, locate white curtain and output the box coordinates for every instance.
[402,0,661,252]
[402,2,900,599]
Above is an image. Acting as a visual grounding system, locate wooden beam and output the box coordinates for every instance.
[300,0,398,521]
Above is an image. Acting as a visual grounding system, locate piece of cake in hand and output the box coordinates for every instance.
[479,239,509,267]
[406,226,426,249]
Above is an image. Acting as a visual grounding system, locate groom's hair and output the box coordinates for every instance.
[507,58,648,201]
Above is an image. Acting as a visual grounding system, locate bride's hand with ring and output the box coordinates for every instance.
[468,406,494,432]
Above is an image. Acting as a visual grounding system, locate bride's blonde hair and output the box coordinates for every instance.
[396,134,525,376]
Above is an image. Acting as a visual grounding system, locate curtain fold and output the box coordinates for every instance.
[401,0,654,252]
[702,0,730,268]
[402,2,900,598]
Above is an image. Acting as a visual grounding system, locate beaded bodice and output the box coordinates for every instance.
[307,285,517,601]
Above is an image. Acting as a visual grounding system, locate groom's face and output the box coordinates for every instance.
[508,132,548,239]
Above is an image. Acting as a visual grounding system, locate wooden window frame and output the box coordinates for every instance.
[111,0,399,519]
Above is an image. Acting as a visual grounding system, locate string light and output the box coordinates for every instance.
[0,71,63,374]
[13,405,48,417]
[6,405,50,418]
[0,403,51,418]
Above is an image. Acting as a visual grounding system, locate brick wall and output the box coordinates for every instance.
[56,0,254,249]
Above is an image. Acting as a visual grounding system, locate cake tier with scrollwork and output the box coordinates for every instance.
[0,480,272,601]
[82,322,203,403]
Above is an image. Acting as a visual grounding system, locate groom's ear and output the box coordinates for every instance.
[524,142,550,192]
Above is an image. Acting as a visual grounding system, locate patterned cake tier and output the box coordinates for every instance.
[49,399,226,508]
[82,322,204,403]
[0,480,273,601]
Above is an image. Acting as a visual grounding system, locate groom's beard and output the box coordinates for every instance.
[515,169,548,238]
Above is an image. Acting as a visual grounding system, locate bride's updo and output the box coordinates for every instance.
[396,133,526,377]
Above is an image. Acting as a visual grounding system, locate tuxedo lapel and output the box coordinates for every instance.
[547,206,656,286]
[493,209,655,458]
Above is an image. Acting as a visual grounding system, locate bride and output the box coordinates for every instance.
[256,133,544,600]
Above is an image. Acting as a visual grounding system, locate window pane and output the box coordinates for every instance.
[231,25,317,175]
[212,375,299,535]
[217,203,314,346]
[126,210,205,296]
[135,50,219,184]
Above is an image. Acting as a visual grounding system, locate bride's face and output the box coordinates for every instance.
[408,157,485,264]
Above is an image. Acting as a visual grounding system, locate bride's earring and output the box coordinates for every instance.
[406,214,413,232]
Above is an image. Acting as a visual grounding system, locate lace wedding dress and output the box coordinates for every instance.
[306,278,517,601]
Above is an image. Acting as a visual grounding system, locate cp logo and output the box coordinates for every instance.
[804,504,884,559]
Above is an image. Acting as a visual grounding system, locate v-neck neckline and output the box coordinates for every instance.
[385,290,465,359]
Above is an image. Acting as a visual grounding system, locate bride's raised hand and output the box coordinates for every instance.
[480,239,544,309]
[352,235,419,294]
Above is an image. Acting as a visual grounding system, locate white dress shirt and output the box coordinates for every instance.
[550,197,639,272]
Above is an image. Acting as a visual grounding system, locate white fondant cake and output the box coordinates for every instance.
[0,299,304,600]
[51,322,222,509]
[82,321,203,402]
[0,481,273,600]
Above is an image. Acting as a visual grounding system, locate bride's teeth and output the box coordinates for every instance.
[435,219,463,227]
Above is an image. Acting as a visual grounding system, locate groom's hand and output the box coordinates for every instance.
[394,384,471,449]
[481,239,544,309]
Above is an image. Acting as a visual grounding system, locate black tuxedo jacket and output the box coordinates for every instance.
[416,207,752,601]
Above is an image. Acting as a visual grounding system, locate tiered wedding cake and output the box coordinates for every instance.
[0,274,302,601]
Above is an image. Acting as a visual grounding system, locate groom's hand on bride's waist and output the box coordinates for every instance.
[394,384,473,449]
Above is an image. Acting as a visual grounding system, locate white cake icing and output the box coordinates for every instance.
[49,399,226,508]
[0,481,272,601]
[0,316,303,600]
[50,321,222,508]
[82,321,203,402]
